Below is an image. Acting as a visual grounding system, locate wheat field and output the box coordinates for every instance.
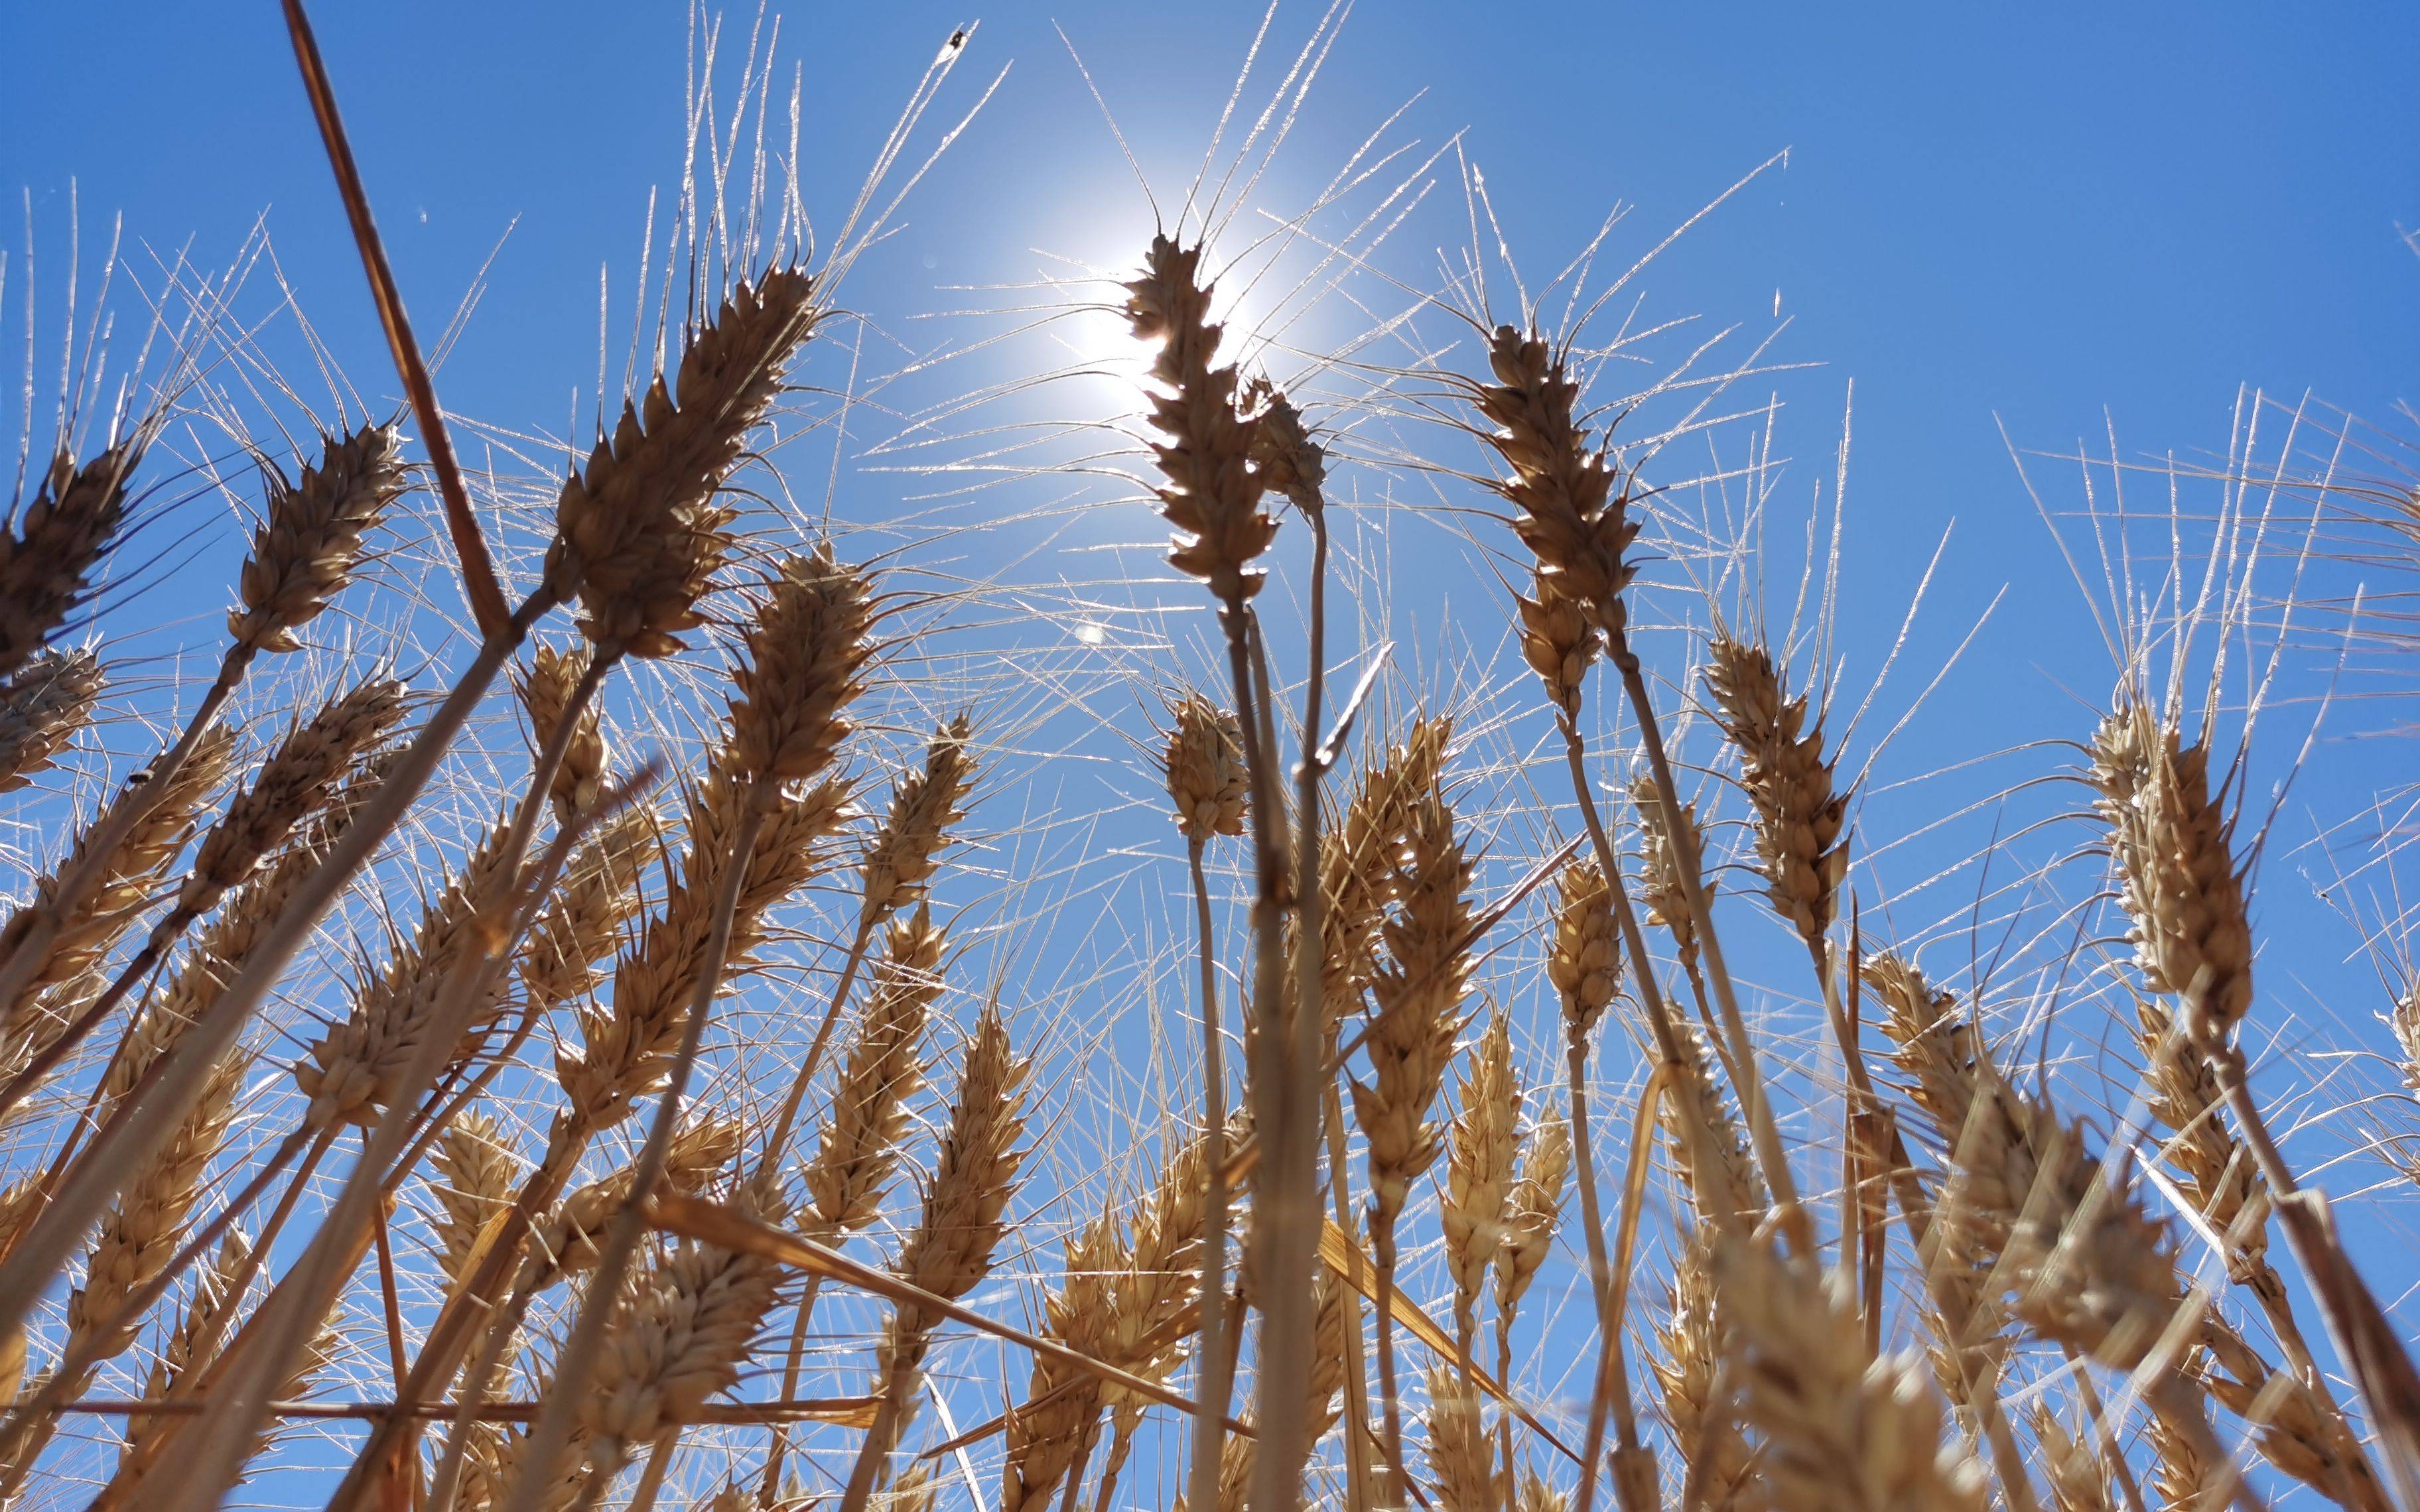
[3,9,2419,1512]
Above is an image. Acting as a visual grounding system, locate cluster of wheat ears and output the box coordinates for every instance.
[5,10,2419,1512]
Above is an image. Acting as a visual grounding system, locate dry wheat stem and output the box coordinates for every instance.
[1189,836,1241,1512]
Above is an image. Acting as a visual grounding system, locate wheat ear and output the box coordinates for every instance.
[838,1001,1030,1512]
[2094,700,2420,1501]
[229,422,406,656]
[1715,1234,1990,1512]
[0,442,139,682]
[519,643,612,823]
[1356,787,1472,1505]
[0,649,102,796]
[546,268,821,662]
[767,712,976,1161]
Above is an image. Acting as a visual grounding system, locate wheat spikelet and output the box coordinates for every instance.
[1122,236,1277,605]
[293,810,516,1127]
[1651,1229,1761,1512]
[1166,693,1248,843]
[582,1168,794,1461]
[2090,703,2252,1044]
[858,714,975,921]
[545,267,822,661]
[850,1001,1028,1499]
[227,422,405,657]
[1425,1361,1501,1512]
[0,724,237,1033]
[1546,858,1618,1044]
[180,677,406,920]
[1442,1012,1518,1345]
[1714,1235,1988,1512]
[522,804,654,1016]
[1467,325,1639,639]
[804,905,944,1239]
[519,643,610,822]
[0,649,102,795]
[433,1112,519,1283]
[1631,773,1704,970]
[0,442,138,682]
[1704,635,1849,950]
[2028,1404,2114,1512]
[2201,1318,2389,1512]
